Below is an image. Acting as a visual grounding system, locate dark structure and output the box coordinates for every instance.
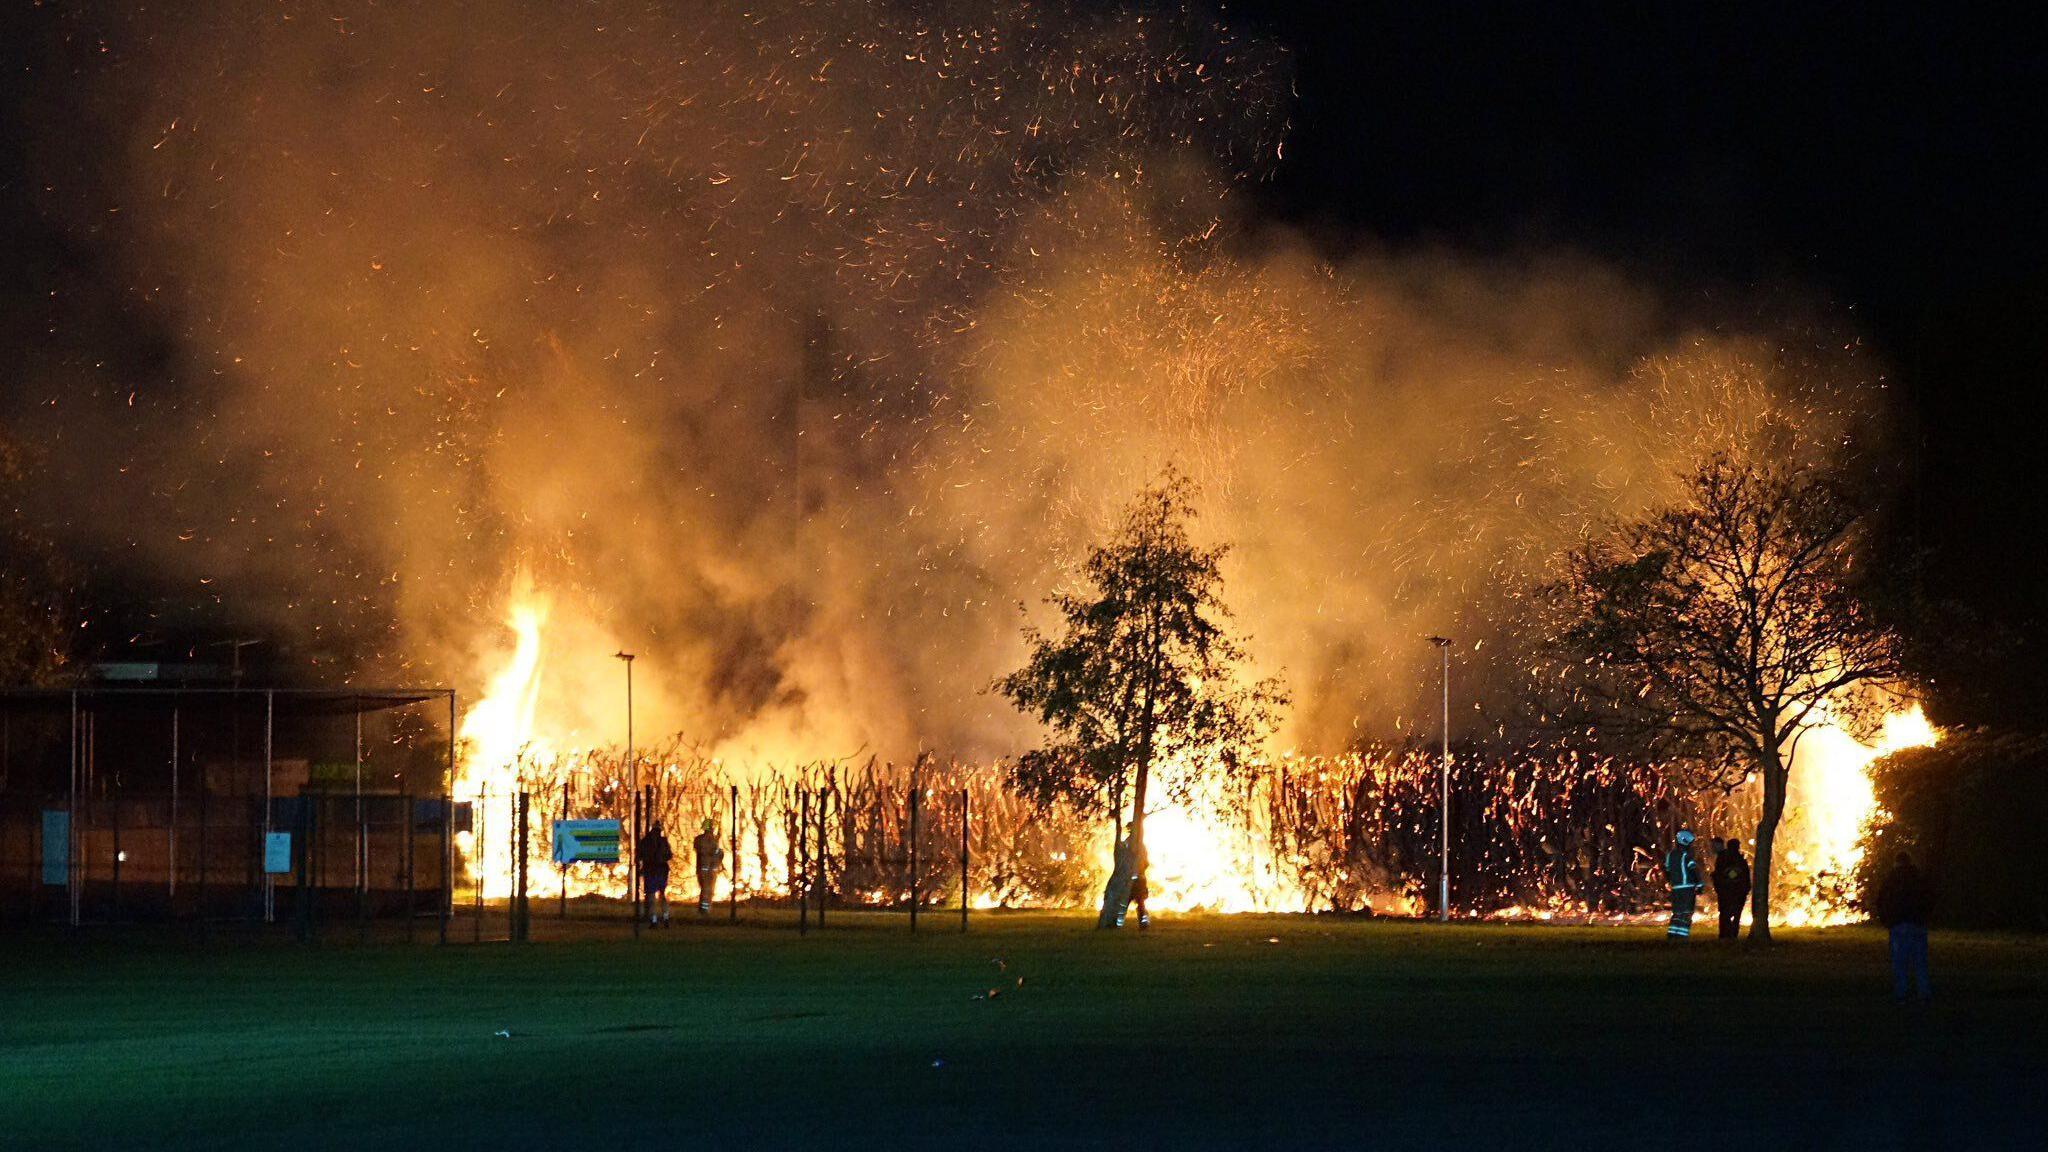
[0,680,457,933]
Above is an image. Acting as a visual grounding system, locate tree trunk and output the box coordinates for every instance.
[1128,620,1162,931]
[1098,613,1163,929]
[1749,749,1788,944]
[1096,845,1134,928]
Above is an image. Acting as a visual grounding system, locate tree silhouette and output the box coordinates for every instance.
[1551,454,1904,941]
[996,472,1283,928]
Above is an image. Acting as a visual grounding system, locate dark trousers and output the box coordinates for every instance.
[1667,889,1697,937]
[1716,888,1747,939]
[1889,923,1931,1001]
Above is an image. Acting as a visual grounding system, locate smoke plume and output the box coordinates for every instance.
[10,1,1885,760]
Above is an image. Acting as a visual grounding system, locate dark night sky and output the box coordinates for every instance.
[3,2,2045,722]
[1223,2,2048,721]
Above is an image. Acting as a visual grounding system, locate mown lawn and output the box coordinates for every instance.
[2,912,2042,1149]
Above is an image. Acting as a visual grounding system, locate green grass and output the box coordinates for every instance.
[3,913,2043,1149]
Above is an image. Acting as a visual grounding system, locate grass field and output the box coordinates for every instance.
[3,913,2043,1150]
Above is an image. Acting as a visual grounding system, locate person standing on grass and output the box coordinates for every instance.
[639,821,674,927]
[1712,837,1751,941]
[1876,850,1934,1002]
[1099,832,1149,929]
[1663,829,1704,940]
[693,817,724,915]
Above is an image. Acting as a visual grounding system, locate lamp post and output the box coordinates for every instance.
[615,651,636,926]
[614,651,636,797]
[1428,636,1451,922]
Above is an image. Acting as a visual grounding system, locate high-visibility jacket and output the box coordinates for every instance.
[693,831,724,872]
[1664,846,1703,891]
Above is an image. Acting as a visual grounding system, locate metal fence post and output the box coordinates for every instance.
[960,788,970,934]
[438,794,451,945]
[514,790,530,943]
[909,778,920,933]
[471,794,482,943]
[197,755,209,926]
[354,705,366,938]
[445,690,457,942]
[263,690,274,925]
[111,782,123,923]
[442,787,454,942]
[169,704,179,909]
[729,783,739,923]
[67,691,76,928]
[403,791,416,943]
[797,788,809,936]
[630,787,642,937]
[295,798,313,943]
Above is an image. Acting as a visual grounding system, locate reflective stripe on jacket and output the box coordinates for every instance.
[1664,847,1702,891]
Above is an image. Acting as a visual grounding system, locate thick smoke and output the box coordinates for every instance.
[13,1,1882,760]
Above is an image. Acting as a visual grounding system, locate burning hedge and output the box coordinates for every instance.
[453,740,1902,923]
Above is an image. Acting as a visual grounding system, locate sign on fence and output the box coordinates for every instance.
[41,811,68,886]
[264,832,294,874]
[553,819,622,864]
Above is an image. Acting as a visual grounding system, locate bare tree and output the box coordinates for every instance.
[996,472,1283,928]
[1551,454,1903,941]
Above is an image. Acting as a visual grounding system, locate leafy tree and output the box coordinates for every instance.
[1551,454,1904,941]
[1861,729,2047,930]
[996,472,1283,928]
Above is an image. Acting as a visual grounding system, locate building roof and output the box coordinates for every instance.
[0,686,454,717]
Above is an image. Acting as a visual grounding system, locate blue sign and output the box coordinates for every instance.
[41,811,68,886]
[553,819,622,864]
[264,832,294,874]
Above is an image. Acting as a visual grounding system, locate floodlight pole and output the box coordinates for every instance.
[1429,636,1452,923]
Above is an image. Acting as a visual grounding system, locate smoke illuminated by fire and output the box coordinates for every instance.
[10,2,1915,918]
[19,0,1888,761]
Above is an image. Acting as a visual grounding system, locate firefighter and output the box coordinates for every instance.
[1663,829,1704,940]
[692,817,724,916]
[1099,833,1150,929]
[1713,837,1752,940]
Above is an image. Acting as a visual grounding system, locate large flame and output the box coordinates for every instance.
[1140,799,1269,913]
[454,586,551,898]
[456,595,549,794]
[1776,704,1938,925]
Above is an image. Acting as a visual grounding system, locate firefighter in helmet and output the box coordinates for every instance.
[1664,829,1704,940]
[693,817,724,916]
